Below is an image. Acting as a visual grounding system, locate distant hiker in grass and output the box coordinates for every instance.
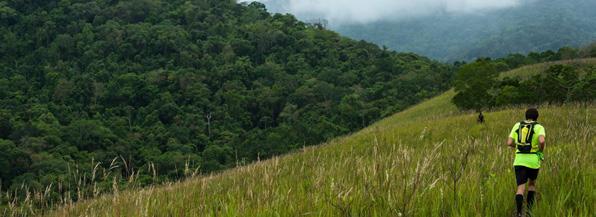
[477,111,484,123]
[506,108,545,217]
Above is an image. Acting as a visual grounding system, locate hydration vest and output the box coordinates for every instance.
[516,121,539,154]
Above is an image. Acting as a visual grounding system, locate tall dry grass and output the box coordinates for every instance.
[39,94,594,217]
[0,155,200,217]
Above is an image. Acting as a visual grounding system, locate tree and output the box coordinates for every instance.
[0,140,31,189]
[0,110,12,139]
[452,60,498,111]
[63,120,117,152]
[542,65,580,103]
[201,144,233,172]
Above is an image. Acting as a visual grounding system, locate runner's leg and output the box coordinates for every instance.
[526,169,539,215]
[514,166,528,216]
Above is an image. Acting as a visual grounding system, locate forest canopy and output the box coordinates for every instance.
[451,48,596,111]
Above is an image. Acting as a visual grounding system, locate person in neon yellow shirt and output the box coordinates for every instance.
[507,108,546,217]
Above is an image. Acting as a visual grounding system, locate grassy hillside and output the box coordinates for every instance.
[500,58,596,79]
[37,63,595,217]
[43,97,595,217]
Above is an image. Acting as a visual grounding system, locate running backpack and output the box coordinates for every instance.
[516,121,537,153]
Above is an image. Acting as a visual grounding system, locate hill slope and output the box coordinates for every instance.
[499,57,596,78]
[45,64,595,216]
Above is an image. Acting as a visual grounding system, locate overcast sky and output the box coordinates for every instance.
[240,0,531,25]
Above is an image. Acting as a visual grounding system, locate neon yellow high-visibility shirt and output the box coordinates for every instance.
[509,122,546,169]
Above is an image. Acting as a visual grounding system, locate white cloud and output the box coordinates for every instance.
[240,0,526,24]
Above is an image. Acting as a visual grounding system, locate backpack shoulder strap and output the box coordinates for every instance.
[516,121,524,144]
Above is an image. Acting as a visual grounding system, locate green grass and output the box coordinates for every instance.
[15,61,595,217]
[42,98,594,216]
[499,58,596,79]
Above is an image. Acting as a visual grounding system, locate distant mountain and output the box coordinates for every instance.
[260,0,596,61]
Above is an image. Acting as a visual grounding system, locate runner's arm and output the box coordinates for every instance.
[538,135,545,152]
[536,125,546,152]
[507,124,518,148]
[507,137,515,148]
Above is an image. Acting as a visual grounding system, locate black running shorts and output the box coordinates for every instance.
[514,166,539,186]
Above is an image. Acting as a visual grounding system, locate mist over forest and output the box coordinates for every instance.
[243,0,525,24]
[247,0,596,61]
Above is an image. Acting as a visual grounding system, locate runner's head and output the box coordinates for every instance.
[525,108,539,121]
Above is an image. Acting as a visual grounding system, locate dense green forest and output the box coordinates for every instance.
[334,0,596,61]
[453,61,595,111]
[450,46,596,111]
[0,0,454,205]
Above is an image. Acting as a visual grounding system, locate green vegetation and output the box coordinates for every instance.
[452,58,595,111]
[41,77,594,216]
[1,0,595,216]
[2,62,591,217]
[0,0,454,209]
[500,58,596,79]
[452,60,498,111]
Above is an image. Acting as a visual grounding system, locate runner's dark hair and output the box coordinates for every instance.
[525,108,539,121]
